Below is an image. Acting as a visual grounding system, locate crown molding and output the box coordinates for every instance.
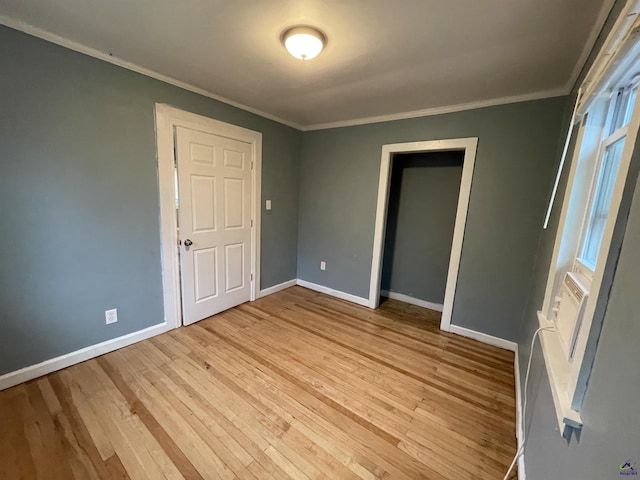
[0,15,304,131]
[301,88,569,131]
[3,14,575,133]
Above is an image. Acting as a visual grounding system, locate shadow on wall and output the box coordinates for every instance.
[381,150,463,305]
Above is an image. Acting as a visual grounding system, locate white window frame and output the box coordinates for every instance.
[576,105,631,278]
[538,3,640,437]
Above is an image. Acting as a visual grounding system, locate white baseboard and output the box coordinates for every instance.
[380,290,444,312]
[296,279,370,307]
[259,279,297,298]
[514,345,526,479]
[514,347,523,443]
[448,325,518,352]
[0,323,171,391]
[448,326,522,476]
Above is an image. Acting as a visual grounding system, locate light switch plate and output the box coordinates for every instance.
[266,199,272,210]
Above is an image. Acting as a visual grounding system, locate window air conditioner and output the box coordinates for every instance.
[553,272,589,361]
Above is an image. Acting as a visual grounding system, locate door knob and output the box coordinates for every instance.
[184,239,193,247]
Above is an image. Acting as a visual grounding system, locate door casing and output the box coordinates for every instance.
[369,138,478,332]
[155,104,262,329]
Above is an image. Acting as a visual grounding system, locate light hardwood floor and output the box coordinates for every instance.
[0,286,517,479]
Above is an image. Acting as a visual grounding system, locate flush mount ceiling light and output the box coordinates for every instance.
[281,26,327,61]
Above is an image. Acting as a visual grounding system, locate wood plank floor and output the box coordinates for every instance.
[0,286,517,479]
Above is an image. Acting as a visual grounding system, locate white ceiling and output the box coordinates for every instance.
[0,0,613,129]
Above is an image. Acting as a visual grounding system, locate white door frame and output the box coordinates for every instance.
[368,138,478,332]
[155,104,262,329]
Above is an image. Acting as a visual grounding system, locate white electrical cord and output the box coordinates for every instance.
[503,326,555,480]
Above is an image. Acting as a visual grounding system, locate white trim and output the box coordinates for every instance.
[155,107,182,329]
[0,15,302,131]
[448,325,518,352]
[155,104,262,328]
[368,138,478,335]
[518,447,526,479]
[296,279,370,307]
[514,346,526,480]
[302,89,567,131]
[259,279,297,298]
[380,290,443,312]
[537,312,583,434]
[0,14,573,133]
[514,347,523,442]
[518,446,526,480]
[0,323,170,391]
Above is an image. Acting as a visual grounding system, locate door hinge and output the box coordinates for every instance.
[251,161,254,170]
[251,219,253,227]
[251,273,254,281]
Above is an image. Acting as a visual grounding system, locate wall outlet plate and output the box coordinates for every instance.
[105,308,118,325]
[320,261,326,271]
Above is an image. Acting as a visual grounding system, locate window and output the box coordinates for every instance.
[579,84,637,273]
[538,8,640,439]
[580,135,625,269]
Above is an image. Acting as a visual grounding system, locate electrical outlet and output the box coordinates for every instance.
[320,261,326,271]
[105,308,118,325]
[266,199,272,210]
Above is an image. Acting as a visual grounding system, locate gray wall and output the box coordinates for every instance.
[298,97,567,340]
[516,1,640,477]
[381,151,463,305]
[0,26,301,375]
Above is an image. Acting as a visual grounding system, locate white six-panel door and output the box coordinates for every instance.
[175,126,253,325]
